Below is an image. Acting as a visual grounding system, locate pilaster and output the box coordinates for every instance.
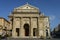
[48,29,51,38]
[37,17,40,38]
[20,17,24,38]
[30,17,33,38]
[12,18,17,37]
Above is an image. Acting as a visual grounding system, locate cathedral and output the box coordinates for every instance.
[8,3,50,38]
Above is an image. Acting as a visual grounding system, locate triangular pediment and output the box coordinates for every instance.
[14,3,39,12]
[15,3,39,10]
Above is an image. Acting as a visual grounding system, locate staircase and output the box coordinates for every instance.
[7,38,46,40]
[1,37,60,40]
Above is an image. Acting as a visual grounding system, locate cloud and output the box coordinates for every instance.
[49,15,56,21]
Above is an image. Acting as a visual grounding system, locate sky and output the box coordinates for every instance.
[0,0,60,31]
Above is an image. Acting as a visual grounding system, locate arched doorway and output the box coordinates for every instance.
[24,23,29,36]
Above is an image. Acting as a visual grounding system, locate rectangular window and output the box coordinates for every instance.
[16,28,19,36]
[33,28,37,36]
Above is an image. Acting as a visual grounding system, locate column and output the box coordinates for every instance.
[43,29,46,38]
[37,17,40,38]
[12,18,17,37]
[30,17,33,38]
[20,17,24,38]
[20,17,22,37]
[48,29,50,38]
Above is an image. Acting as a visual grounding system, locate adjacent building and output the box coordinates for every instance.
[9,3,50,38]
[51,24,60,38]
[0,17,11,36]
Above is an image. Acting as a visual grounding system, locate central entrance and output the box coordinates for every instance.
[24,23,29,36]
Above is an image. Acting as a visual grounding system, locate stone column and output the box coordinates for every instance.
[47,17,51,38]
[12,18,17,37]
[30,17,33,38]
[20,17,22,37]
[12,28,16,37]
[20,17,24,38]
[37,17,40,38]
[48,29,50,38]
[43,29,46,38]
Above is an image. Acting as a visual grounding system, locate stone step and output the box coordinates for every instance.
[1,37,60,40]
[7,38,45,40]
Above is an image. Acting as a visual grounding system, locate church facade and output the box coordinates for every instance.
[9,3,50,38]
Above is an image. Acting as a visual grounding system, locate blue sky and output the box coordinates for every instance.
[0,0,60,31]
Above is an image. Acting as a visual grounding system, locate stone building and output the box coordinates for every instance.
[9,3,50,38]
[0,17,10,36]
